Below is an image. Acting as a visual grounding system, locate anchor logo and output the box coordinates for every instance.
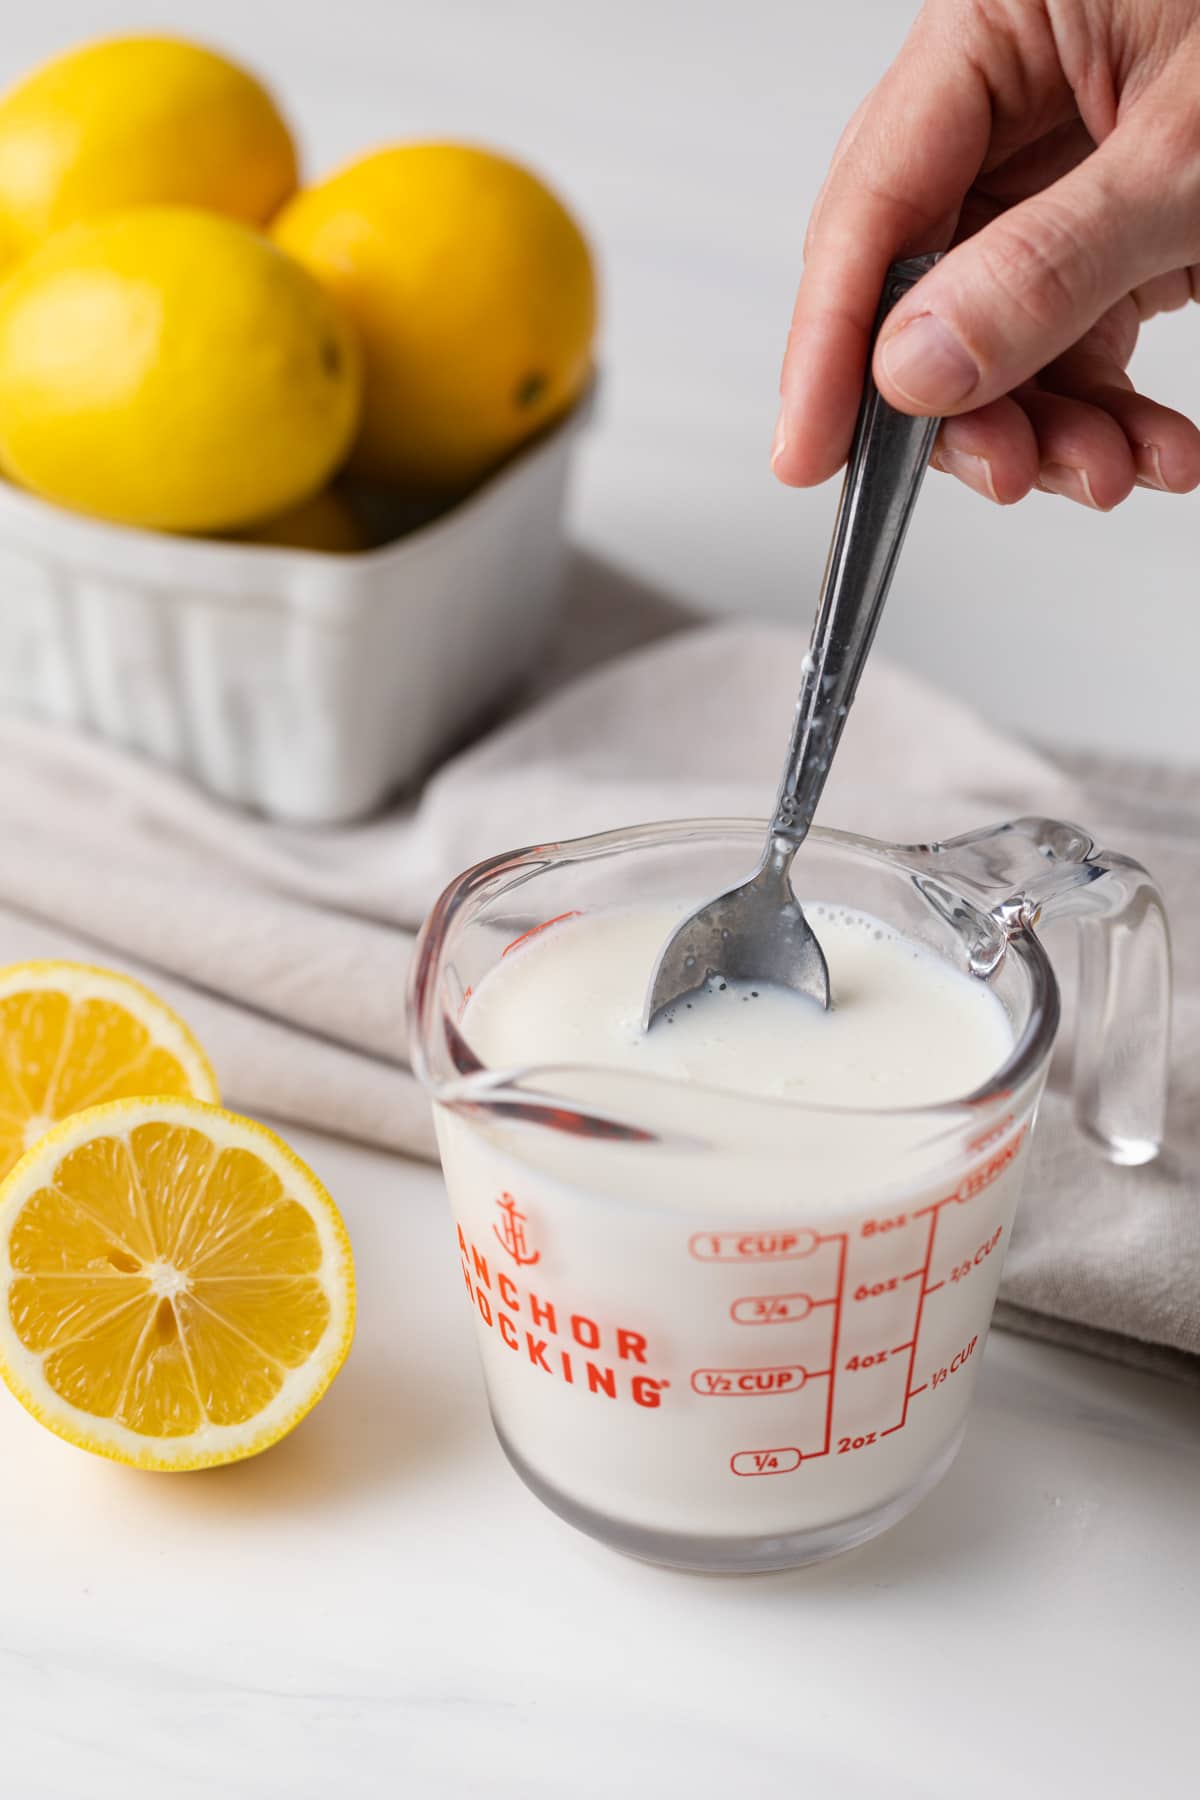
[493,1192,540,1266]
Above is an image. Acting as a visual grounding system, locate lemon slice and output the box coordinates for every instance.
[0,1098,355,1469]
[0,961,218,1182]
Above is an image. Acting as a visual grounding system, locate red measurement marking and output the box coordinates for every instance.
[689,1230,818,1263]
[501,911,582,957]
[731,1447,802,1477]
[967,1112,1015,1155]
[821,1232,848,1458]
[860,1211,909,1238]
[457,985,473,1021]
[929,1336,979,1390]
[691,1364,807,1397]
[882,1205,941,1437]
[730,1292,813,1325]
[915,1125,1028,1218]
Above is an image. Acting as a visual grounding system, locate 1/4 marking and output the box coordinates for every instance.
[730,1447,803,1477]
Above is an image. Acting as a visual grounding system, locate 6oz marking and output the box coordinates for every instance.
[854,1277,898,1301]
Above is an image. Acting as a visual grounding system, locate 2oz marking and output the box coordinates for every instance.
[837,1433,878,1453]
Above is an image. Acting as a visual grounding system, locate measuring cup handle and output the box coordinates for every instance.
[930,817,1172,1165]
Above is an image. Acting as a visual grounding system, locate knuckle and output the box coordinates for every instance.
[974,201,1102,328]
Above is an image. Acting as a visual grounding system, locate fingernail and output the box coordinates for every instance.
[1040,463,1102,509]
[770,410,788,471]
[1138,442,1167,489]
[880,313,979,409]
[932,447,1000,503]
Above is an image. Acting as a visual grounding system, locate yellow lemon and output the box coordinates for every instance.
[0,35,297,256]
[234,486,365,553]
[0,207,362,533]
[0,960,218,1182]
[274,143,597,494]
[0,1097,355,1469]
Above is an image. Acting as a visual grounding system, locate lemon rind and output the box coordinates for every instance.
[0,959,220,1105]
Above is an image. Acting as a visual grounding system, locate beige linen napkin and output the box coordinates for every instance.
[0,560,1194,1379]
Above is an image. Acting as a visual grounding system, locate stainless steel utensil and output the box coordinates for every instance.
[644,254,943,1027]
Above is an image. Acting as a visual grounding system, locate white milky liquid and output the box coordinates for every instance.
[463,902,1013,1115]
[438,903,1031,1551]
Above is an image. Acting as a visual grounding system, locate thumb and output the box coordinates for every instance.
[872,111,1200,417]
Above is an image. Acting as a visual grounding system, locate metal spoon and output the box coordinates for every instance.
[644,253,943,1028]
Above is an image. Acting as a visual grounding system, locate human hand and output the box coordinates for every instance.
[774,0,1200,508]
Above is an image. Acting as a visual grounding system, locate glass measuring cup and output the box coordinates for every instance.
[409,817,1170,1572]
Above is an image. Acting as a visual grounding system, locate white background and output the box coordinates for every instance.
[5,0,1198,759]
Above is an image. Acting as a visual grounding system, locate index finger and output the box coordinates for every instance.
[774,10,992,487]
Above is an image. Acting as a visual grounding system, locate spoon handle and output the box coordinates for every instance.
[770,253,943,850]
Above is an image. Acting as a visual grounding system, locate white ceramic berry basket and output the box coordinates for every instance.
[0,400,587,825]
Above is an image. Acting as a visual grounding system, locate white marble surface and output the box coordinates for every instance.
[0,1124,1195,1797]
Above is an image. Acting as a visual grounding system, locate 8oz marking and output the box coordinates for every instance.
[861,1212,908,1237]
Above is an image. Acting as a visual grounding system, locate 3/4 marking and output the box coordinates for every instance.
[691,1364,808,1397]
[837,1433,878,1453]
[730,1292,813,1325]
[730,1447,803,1477]
[690,1230,817,1263]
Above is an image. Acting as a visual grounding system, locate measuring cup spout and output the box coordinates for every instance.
[910,817,1172,1166]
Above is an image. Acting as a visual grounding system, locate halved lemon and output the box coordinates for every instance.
[0,961,219,1181]
[0,1097,355,1469]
